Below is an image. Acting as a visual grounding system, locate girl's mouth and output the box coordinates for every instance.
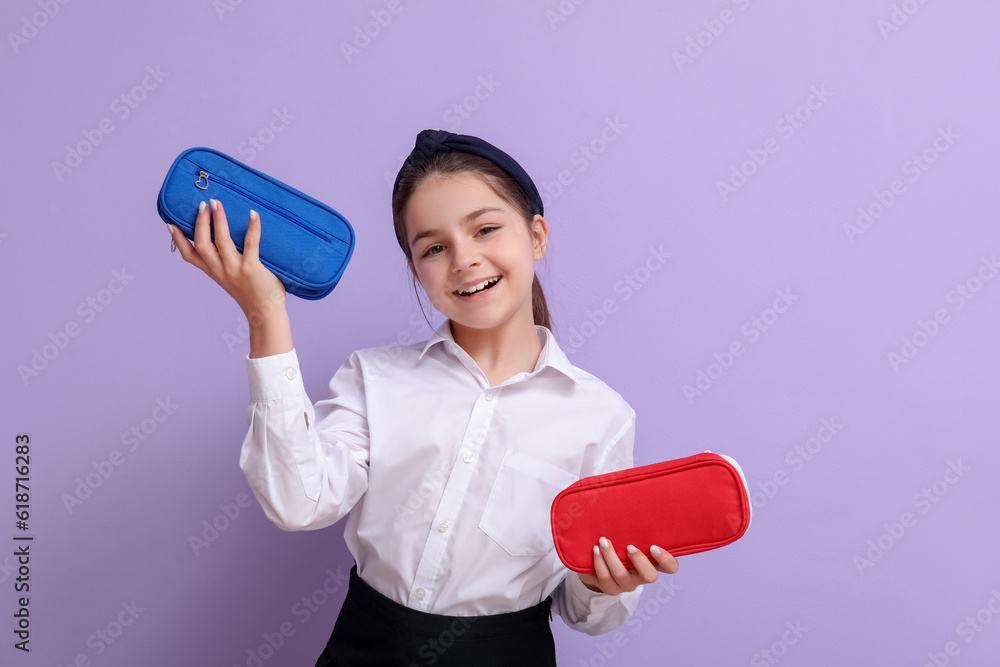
[455,276,502,299]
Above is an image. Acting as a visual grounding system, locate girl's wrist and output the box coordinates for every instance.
[248,308,293,359]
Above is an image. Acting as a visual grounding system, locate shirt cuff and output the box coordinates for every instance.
[245,348,306,402]
[557,570,643,635]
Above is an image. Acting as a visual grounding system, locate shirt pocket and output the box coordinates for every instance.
[479,448,579,557]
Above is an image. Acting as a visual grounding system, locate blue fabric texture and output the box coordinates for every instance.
[157,147,355,300]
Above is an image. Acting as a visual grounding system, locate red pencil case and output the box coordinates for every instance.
[550,452,752,574]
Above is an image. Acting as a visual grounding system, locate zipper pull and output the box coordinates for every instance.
[195,170,209,190]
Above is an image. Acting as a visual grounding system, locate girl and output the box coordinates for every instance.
[167,129,679,666]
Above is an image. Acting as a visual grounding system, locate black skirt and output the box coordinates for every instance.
[314,565,558,666]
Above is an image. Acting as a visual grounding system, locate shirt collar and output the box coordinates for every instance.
[418,319,581,385]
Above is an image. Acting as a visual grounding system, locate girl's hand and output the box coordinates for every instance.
[577,538,679,595]
[169,198,293,357]
[168,198,286,323]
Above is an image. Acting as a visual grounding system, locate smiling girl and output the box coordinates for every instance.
[167,129,678,666]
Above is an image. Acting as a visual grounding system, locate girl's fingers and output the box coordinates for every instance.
[592,543,619,595]
[650,545,680,574]
[192,200,221,271]
[209,198,239,261]
[598,537,632,589]
[626,545,660,584]
[243,210,261,263]
[168,224,211,275]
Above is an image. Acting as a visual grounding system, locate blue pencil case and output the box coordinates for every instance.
[156,147,355,300]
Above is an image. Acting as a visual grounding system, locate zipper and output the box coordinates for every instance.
[187,161,334,243]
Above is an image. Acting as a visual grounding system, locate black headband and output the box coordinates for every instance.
[392,129,544,252]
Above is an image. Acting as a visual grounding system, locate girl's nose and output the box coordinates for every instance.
[450,239,480,271]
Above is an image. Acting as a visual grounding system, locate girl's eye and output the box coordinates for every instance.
[420,227,499,258]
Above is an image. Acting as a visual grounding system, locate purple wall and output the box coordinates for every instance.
[3,1,998,665]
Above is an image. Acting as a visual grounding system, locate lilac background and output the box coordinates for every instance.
[2,1,999,665]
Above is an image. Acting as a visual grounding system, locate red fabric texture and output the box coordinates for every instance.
[551,453,751,574]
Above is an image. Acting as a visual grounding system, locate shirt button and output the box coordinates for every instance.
[285,367,297,380]
[438,520,449,532]
[462,450,474,463]
[484,390,494,401]
[415,587,426,600]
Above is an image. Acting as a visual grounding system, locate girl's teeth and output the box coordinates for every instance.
[460,277,499,295]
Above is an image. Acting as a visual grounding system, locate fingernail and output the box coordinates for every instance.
[626,545,638,555]
[593,545,600,556]
[210,199,217,211]
[650,545,662,556]
[199,201,206,213]
[250,209,257,220]
[599,536,610,549]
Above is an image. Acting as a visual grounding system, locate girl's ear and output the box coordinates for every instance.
[531,215,548,260]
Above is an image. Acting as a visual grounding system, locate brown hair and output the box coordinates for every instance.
[391,150,552,331]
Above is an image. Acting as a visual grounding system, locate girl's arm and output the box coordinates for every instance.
[170,198,369,529]
[239,348,370,531]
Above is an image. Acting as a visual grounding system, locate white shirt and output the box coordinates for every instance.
[239,319,642,636]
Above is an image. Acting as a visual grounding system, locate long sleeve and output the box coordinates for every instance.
[550,408,645,635]
[239,348,370,531]
[551,568,643,636]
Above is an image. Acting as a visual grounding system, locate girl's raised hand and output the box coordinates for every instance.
[167,198,286,324]
[578,538,679,596]
[168,199,293,357]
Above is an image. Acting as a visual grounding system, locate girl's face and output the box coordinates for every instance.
[405,172,546,333]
